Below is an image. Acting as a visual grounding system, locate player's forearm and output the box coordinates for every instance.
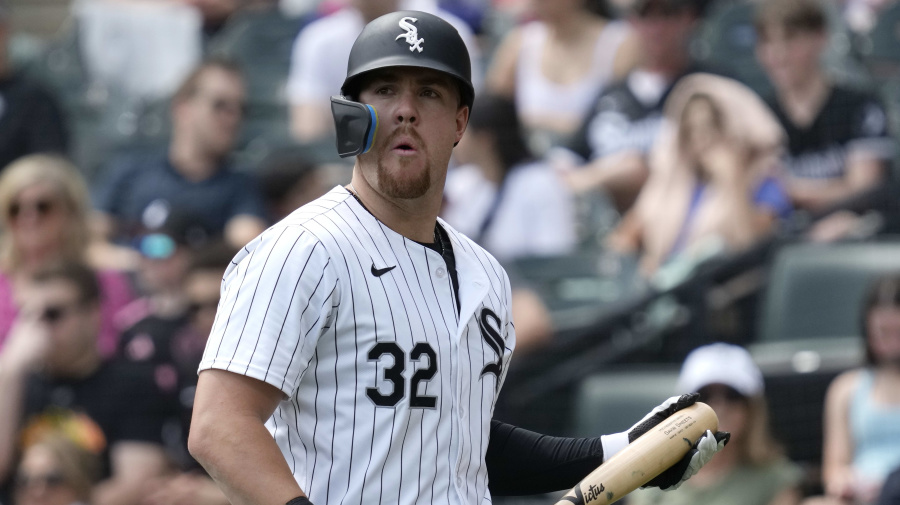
[189,413,304,505]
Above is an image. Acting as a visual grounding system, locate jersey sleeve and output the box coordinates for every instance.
[198,224,340,396]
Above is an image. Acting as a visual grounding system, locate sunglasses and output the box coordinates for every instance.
[9,198,58,220]
[40,302,83,325]
[697,385,747,404]
[15,471,67,490]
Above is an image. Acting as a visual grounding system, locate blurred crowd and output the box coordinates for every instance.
[0,0,899,504]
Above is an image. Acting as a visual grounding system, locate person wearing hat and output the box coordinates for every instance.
[629,343,803,505]
[188,11,728,505]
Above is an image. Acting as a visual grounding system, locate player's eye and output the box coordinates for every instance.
[421,88,440,98]
[371,85,393,96]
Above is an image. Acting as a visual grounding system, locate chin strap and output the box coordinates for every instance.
[331,96,378,158]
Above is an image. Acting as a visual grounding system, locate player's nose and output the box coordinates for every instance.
[392,89,418,125]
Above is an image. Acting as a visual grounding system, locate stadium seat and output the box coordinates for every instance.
[570,367,680,437]
[756,240,900,346]
[504,252,647,333]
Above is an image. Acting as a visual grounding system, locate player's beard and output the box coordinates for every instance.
[375,130,431,199]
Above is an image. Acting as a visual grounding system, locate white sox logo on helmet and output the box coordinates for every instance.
[396,17,424,52]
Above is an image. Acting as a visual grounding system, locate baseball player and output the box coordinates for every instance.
[188,10,729,505]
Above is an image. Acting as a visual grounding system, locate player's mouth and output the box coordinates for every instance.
[390,137,419,156]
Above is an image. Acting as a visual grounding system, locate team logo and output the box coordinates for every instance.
[396,17,424,53]
[478,308,505,389]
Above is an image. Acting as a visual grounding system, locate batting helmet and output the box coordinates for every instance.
[331,10,474,158]
[341,10,474,110]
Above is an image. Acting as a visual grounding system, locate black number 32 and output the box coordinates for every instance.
[366,342,437,408]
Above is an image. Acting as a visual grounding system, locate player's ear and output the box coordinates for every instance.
[454,105,469,146]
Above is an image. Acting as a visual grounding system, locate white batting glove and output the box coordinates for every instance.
[647,429,730,490]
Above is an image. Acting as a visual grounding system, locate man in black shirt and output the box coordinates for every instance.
[755,0,896,214]
[0,263,173,505]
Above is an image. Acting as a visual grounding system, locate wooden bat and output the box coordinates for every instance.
[554,402,719,505]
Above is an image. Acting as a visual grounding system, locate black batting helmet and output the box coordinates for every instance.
[340,10,474,110]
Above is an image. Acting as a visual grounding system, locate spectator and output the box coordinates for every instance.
[559,0,708,213]
[75,0,202,102]
[116,207,213,334]
[286,0,483,144]
[0,154,134,359]
[0,4,68,172]
[0,262,174,505]
[117,240,233,471]
[443,94,577,261]
[629,343,802,505]
[808,274,900,505]
[606,74,790,281]
[11,434,101,505]
[754,0,895,214]
[92,59,268,253]
[486,0,639,155]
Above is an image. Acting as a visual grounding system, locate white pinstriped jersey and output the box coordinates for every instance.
[199,186,516,505]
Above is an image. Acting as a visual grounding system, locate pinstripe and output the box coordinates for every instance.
[278,272,334,391]
[213,241,257,360]
[257,232,308,379]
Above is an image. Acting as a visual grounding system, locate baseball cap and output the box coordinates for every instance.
[676,343,764,397]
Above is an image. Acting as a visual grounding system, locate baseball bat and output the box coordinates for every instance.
[554,402,718,505]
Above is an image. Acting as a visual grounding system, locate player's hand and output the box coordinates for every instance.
[643,429,730,490]
[600,394,700,464]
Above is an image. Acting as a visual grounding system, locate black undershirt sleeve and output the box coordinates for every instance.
[486,419,606,496]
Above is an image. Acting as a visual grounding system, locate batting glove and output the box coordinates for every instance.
[644,429,730,490]
[598,393,731,490]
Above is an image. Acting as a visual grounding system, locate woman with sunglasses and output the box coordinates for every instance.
[0,154,134,358]
[628,343,802,505]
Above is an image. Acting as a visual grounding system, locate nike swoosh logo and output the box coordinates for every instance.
[371,264,396,277]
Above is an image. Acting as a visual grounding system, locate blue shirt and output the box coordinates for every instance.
[93,153,268,240]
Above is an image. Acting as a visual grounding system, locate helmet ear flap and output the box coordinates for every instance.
[331,96,378,158]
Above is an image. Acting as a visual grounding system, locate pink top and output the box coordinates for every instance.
[0,269,135,359]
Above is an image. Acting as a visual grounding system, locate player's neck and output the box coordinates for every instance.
[345,179,442,244]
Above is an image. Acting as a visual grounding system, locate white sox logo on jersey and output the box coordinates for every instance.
[396,17,424,52]
[478,308,505,390]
